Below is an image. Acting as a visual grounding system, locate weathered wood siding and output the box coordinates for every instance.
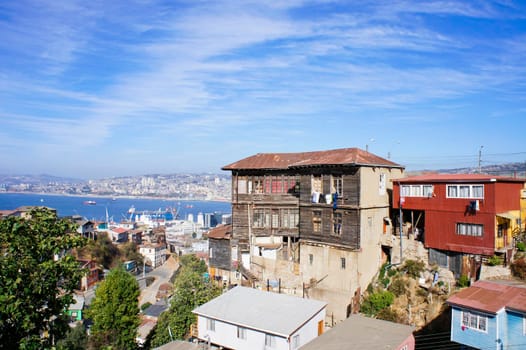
[298,168,360,206]
[230,170,301,252]
[299,207,361,249]
[209,238,231,271]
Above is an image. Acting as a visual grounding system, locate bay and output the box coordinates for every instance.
[0,193,231,222]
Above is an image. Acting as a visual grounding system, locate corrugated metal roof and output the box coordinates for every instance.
[207,224,232,239]
[193,286,327,337]
[394,173,525,183]
[446,280,526,314]
[222,148,403,170]
[300,314,414,350]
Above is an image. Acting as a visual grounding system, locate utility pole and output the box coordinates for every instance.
[478,146,484,173]
[399,181,404,264]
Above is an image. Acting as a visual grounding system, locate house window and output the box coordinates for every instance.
[271,175,282,193]
[332,175,343,197]
[461,311,487,332]
[281,208,299,228]
[312,175,322,193]
[237,176,247,194]
[313,211,322,232]
[206,318,215,331]
[253,177,264,194]
[309,254,313,265]
[379,173,386,195]
[237,326,246,340]
[333,212,342,235]
[209,248,213,259]
[456,223,483,237]
[447,184,484,199]
[271,209,279,228]
[341,257,346,269]
[264,177,272,193]
[400,184,434,197]
[253,209,265,228]
[292,334,300,348]
[265,334,276,348]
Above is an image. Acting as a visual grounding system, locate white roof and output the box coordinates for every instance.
[193,286,327,337]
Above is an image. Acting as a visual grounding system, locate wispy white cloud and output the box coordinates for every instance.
[1,0,525,177]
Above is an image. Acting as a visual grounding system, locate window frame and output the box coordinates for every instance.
[206,318,216,332]
[312,210,322,233]
[265,334,276,348]
[400,184,434,197]
[456,223,484,237]
[447,184,484,199]
[312,175,322,193]
[461,310,488,333]
[332,175,343,197]
[237,326,247,340]
[292,334,300,349]
[332,212,342,235]
[341,257,346,269]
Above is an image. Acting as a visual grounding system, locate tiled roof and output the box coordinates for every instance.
[222,147,402,170]
[395,173,525,183]
[207,224,232,239]
[446,280,526,314]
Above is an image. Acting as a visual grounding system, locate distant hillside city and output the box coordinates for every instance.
[0,173,232,201]
[1,162,525,201]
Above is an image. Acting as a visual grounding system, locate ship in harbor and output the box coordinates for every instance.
[83,200,96,205]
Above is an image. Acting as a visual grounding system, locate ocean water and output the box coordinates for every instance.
[0,193,231,222]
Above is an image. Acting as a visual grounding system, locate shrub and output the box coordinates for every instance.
[416,288,428,298]
[376,307,401,323]
[387,268,397,277]
[457,275,470,288]
[402,259,425,279]
[517,242,526,252]
[511,258,526,280]
[487,255,503,266]
[141,301,152,311]
[360,290,395,316]
[388,277,408,297]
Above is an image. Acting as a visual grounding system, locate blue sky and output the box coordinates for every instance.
[1,0,525,179]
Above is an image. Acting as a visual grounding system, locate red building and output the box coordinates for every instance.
[393,174,525,277]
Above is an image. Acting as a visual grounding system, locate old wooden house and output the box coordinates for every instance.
[207,224,242,286]
[222,147,404,321]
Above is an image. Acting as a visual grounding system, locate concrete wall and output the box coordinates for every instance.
[300,243,360,322]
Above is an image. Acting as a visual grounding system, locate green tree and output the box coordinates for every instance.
[88,266,140,350]
[0,207,86,349]
[360,290,395,316]
[56,323,87,350]
[150,254,221,347]
[86,233,120,269]
[120,241,143,266]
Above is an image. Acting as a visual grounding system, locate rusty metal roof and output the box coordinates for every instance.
[447,280,526,314]
[207,224,232,239]
[394,173,525,183]
[222,147,402,170]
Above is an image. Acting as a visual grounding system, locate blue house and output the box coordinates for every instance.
[446,280,526,350]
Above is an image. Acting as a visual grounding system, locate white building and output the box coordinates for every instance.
[193,286,327,350]
[139,243,167,268]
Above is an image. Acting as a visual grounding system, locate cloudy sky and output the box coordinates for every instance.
[1,0,525,179]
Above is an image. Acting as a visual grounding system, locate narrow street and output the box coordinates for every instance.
[138,254,179,306]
